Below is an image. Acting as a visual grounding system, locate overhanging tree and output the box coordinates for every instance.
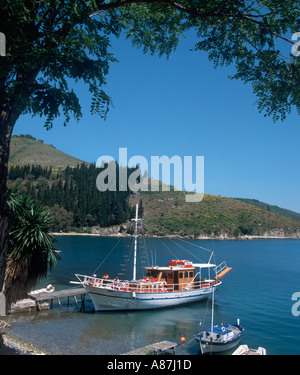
[1,0,300,293]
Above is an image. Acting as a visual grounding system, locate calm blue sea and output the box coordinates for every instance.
[4,236,300,355]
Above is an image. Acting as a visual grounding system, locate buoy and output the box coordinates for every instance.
[180,337,186,344]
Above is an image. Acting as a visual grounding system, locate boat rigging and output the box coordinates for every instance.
[72,203,232,311]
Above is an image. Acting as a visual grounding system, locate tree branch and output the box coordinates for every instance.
[91,0,295,46]
[93,0,236,18]
[241,14,295,45]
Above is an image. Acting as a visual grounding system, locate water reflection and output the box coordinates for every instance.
[5,238,300,355]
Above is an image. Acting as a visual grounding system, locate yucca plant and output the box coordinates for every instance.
[2,187,60,311]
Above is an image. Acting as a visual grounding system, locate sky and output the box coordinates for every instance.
[13,33,300,213]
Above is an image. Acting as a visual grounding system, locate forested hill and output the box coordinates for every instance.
[8,162,300,238]
[8,162,138,232]
[7,135,300,238]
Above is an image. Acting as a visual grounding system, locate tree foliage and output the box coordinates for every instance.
[7,187,59,269]
[8,163,137,229]
[1,0,300,301]
[2,187,60,309]
[1,0,300,127]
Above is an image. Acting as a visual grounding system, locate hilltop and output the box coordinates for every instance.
[9,134,87,168]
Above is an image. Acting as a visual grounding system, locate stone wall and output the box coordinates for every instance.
[8,298,49,314]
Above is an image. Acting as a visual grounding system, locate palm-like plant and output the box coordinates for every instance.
[2,188,60,310]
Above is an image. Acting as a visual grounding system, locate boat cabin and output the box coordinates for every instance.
[145,260,196,292]
[201,325,235,343]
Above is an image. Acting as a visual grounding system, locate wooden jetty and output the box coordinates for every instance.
[121,341,177,355]
[28,288,88,311]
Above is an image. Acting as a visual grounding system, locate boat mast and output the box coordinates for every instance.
[131,203,139,281]
[210,288,214,336]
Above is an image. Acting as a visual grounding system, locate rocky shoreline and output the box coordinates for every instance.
[52,231,300,240]
[0,333,47,355]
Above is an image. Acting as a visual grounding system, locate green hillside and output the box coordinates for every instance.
[233,198,300,222]
[130,190,300,238]
[8,134,300,238]
[9,134,87,168]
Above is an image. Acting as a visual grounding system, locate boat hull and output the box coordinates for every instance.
[195,324,244,354]
[85,284,218,311]
[198,336,243,354]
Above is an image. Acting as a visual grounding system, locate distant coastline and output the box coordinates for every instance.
[52,232,300,240]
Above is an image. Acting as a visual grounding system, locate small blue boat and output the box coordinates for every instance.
[195,288,244,354]
[195,321,244,354]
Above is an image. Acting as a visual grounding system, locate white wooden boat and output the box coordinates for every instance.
[73,204,231,311]
[232,344,267,355]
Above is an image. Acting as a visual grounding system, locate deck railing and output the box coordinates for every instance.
[214,261,227,276]
[76,274,221,293]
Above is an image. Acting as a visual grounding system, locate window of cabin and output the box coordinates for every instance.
[167,273,173,280]
[146,270,160,278]
[179,272,183,279]
[189,271,194,278]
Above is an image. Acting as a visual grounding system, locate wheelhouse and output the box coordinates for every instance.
[144,259,220,292]
[145,266,195,292]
